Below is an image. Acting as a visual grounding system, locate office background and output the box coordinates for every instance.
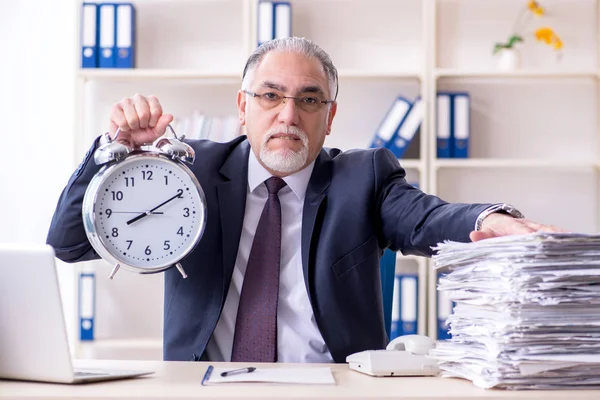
[1,0,598,360]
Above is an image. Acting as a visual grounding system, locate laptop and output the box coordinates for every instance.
[0,243,154,384]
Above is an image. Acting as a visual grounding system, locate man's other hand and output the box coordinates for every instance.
[469,213,567,242]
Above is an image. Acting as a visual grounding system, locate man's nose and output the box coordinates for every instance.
[277,97,300,126]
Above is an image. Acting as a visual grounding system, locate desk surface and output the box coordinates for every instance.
[1,359,600,400]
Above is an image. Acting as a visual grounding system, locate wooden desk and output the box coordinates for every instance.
[1,359,599,399]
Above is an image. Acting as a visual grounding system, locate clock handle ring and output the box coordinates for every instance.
[111,124,184,143]
[165,124,186,141]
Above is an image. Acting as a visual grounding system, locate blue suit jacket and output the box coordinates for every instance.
[47,136,491,362]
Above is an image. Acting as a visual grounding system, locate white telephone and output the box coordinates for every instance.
[346,335,440,377]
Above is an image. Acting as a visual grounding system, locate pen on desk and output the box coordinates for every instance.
[201,365,213,386]
[220,367,256,377]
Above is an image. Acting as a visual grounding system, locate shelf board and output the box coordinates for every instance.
[395,254,427,275]
[79,69,242,81]
[77,338,162,349]
[79,69,423,81]
[397,254,425,262]
[434,158,596,169]
[398,159,422,170]
[337,69,422,80]
[434,69,598,79]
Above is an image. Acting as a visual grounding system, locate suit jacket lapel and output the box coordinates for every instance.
[301,149,332,302]
[217,140,250,302]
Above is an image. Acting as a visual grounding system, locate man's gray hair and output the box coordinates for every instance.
[241,37,338,100]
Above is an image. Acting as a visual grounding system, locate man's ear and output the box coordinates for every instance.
[326,101,337,136]
[237,90,247,126]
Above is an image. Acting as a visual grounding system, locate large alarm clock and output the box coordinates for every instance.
[82,127,207,279]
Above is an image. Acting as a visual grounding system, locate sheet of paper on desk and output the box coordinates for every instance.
[206,367,335,385]
[429,233,600,390]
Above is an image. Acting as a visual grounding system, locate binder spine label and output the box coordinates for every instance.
[79,273,95,341]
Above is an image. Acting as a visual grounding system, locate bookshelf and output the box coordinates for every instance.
[426,0,600,339]
[73,0,600,357]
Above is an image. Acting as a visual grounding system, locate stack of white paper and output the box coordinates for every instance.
[429,232,600,390]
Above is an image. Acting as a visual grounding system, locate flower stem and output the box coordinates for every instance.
[512,6,526,34]
[512,5,532,36]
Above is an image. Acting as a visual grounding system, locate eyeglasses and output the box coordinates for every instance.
[243,90,335,113]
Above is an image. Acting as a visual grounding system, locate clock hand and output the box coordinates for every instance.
[109,211,164,214]
[126,189,183,225]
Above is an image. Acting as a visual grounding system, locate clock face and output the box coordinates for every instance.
[87,154,206,270]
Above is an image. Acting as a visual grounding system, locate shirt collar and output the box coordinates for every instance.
[248,150,315,201]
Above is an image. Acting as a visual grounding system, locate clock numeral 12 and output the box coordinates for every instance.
[142,170,153,180]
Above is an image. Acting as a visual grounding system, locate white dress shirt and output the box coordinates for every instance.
[205,151,333,363]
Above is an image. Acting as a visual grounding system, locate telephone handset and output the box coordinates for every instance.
[386,334,435,353]
[346,335,440,377]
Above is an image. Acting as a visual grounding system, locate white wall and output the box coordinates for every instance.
[0,0,77,244]
[0,0,78,347]
[0,1,164,354]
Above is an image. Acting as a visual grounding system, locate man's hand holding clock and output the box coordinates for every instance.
[108,94,174,148]
[82,94,207,279]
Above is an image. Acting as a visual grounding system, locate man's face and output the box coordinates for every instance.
[237,51,337,177]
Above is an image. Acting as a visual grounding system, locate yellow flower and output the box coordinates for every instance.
[535,27,550,42]
[554,39,563,50]
[535,27,562,51]
[494,2,564,55]
[528,1,545,16]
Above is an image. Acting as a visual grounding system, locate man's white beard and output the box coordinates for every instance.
[259,126,309,174]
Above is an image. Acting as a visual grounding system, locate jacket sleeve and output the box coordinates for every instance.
[374,148,492,257]
[46,137,104,263]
